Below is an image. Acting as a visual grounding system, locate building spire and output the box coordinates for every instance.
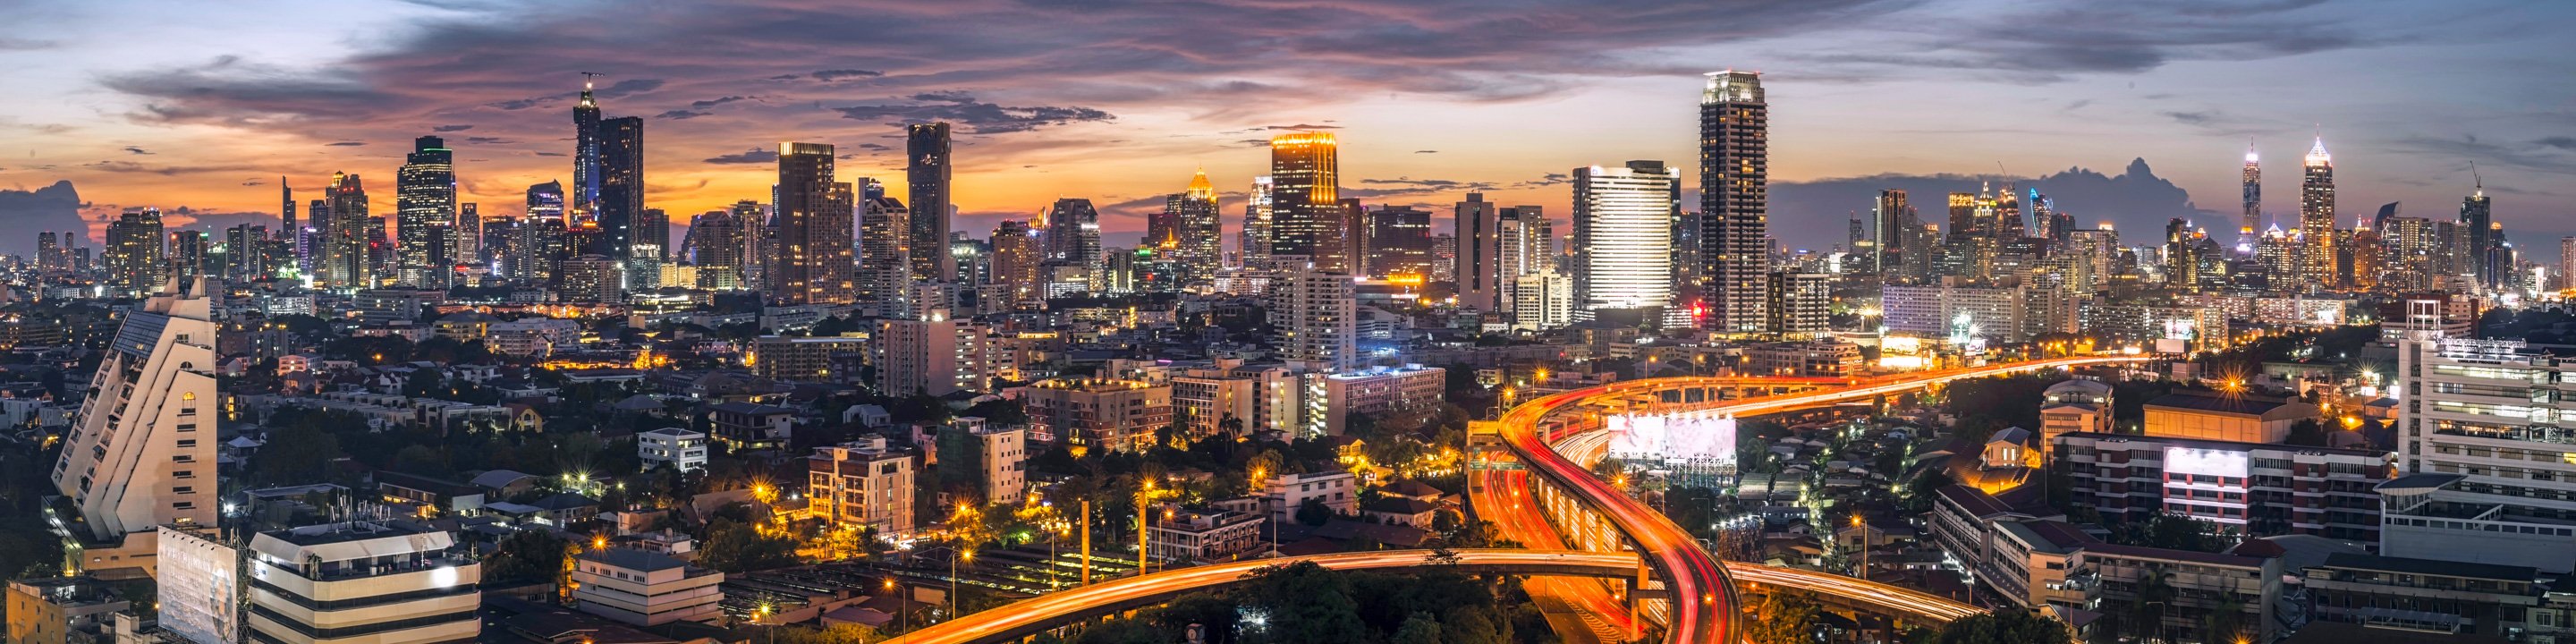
[2245,137,2258,164]
[2471,160,2483,197]
[2305,130,2330,165]
[579,72,601,108]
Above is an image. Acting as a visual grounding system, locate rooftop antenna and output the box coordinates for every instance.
[580,72,603,89]
[2470,161,2483,196]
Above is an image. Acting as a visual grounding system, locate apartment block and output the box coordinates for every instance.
[570,548,724,626]
[49,276,221,572]
[2054,432,2390,540]
[246,521,480,644]
[806,436,916,536]
[2389,335,2576,573]
[1021,379,1172,453]
[875,317,1003,396]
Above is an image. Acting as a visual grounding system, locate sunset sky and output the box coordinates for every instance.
[3,0,2571,255]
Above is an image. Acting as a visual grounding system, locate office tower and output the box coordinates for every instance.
[991,220,1039,309]
[1766,272,1829,336]
[636,208,668,262]
[35,232,57,272]
[859,187,913,316]
[317,173,370,288]
[1454,193,1501,311]
[106,208,166,296]
[49,276,218,562]
[907,123,955,281]
[2462,180,2496,291]
[2047,210,2073,244]
[1241,176,1274,269]
[1512,270,1572,331]
[1044,198,1103,285]
[952,235,991,285]
[1268,132,1344,272]
[573,76,602,215]
[1872,191,1911,279]
[453,202,481,265]
[1165,169,1222,282]
[1946,192,1979,236]
[2392,335,2576,573]
[2241,141,2262,255]
[1430,233,1456,283]
[876,317,1001,396]
[557,254,623,302]
[1338,198,1368,273]
[686,209,746,289]
[732,199,767,289]
[1494,207,1551,310]
[771,142,856,304]
[1990,184,2023,238]
[1269,271,1355,373]
[248,521,482,644]
[2028,189,2055,239]
[168,231,208,283]
[367,214,391,283]
[394,136,456,286]
[1364,206,1433,280]
[2300,136,2335,287]
[1699,70,1767,333]
[280,178,295,233]
[519,182,566,281]
[1573,161,1680,320]
[2374,201,2402,233]
[597,115,644,260]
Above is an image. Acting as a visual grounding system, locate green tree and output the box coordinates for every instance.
[1237,562,1369,644]
[1743,590,1822,644]
[699,519,801,573]
[1928,609,2071,644]
[1393,613,1444,644]
[481,530,573,585]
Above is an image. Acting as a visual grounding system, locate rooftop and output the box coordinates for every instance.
[2083,542,2269,569]
[577,547,691,573]
[2143,392,2319,419]
[2316,552,2538,582]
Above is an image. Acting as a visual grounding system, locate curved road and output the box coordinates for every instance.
[1490,357,2146,643]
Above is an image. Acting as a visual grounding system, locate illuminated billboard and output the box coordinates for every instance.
[2165,446,2249,479]
[1607,412,1736,466]
[158,526,238,644]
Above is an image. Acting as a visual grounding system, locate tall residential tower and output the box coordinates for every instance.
[1698,71,1768,333]
[907,123,954,281]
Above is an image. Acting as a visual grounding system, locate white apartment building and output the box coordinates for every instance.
[1146,507,1265,564]
[2388,335,2576,573]
[1173,364,1304,437]
[806,436,917,536]
[637,428,708,472]
[50,276,221,572]
[874,315,1003,396]
[1511,270,1572,331]
[246,521,480,644]
[1268,272,1355,373]
[1765,272,1830,336]
[569,548,724,627]
[1262,471,1357,522]
[953,418,1027,505]
[485,318,582,357]
[1572,161,1677,318]
[1882,284,2078,343]
[1315,365,1445,436]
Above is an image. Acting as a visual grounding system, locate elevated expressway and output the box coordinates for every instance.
[882,358,2139,644]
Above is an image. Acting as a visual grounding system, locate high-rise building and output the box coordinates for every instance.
[520,182,567,282]
[1240,176,1274,269]
[557,254,623,302]
[1496,206,1551,317]
[1573,161,1680,319]
[2300,137,2335,288]
[1268,132,1345,273]
[106,208,166,296]
[456,202,480,264]
[318,173,370,288]
[1873,190,1914,280]
[1165,169,1222,283]
[168,230,208,283]
[49,276,219,568]
[687,208,747,289]
[35,232,59,273]
[2561,237,2576,290]
[1363,206,1433,280]
[1512,270,1572,331]
[876,317,1001,396]
[1269,271,1355,373]
[2390,335,2576,573]
[2241,141,2262,255]
[247,521,481,644]
[734,199,768,290]
[2462,181,2496,291]
[859,189,913,316]
[771,142,855,304]
[572,76,603,214]
[1765,272,1829,336]
[1044,199,1103,287]
[1990,184,2024,239]
[1698,71,1768,333]
[907,123,954,282]
[992,220,1040,309]
[1454,193,1501,312]
[597,115,645,261]
[395,136,456,286]
[637,208,668,261]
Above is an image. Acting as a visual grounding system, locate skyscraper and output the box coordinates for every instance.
[1269,271,1355,374]
[1496,206,1551,318]
[734,199,769,290]
[395,136,456,286]
[1698,71,1768,333]
[991,220,1040,309]
[907,123,954,282]
[572,76,603,215]
[771,142,855,304]
[1454,193,1501,312]
[1044,199,1103,287]
[521,182,567,282]
[168,230,208,283]
[2462,178,2496,290]
[687,208,746,289]
[1240,176,1274,269]
[638,208,668,261]
[280,177,296,240]
[35,232,58,273]
[1363,206,1433,280]
[2561,237,2576,291]
[2300,136,2335,288]
[1872,190,1911,278]
[1574,161,1680,320]
[1165,169,1222,283]
[2241,140,2261,255]
[597,115,645,261]
[457,202,481,264]
[322,173,370,288]
[859,185,913,316]
[1268,132,1344,273]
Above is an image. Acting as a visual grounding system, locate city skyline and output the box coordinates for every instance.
[1,0,2570,256]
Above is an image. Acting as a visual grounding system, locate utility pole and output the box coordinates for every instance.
[1138,481,1155,576]
[1080,499,1092,585]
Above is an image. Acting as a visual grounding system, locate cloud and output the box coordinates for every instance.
[703,148,779,165]
[1267,123,1341,130]
[812,69,882,80]
[855,143,889,150]
[534,151,566,157]
[123,147,153,155]
[2535,137,2576,150]
[910,91,975,103]
[1415,150,1437,154]
[1783,2,2366,82]
[690,96,754,108]
[833,100,1112,134]
[2392,134,2576,174]
[325,141,365,146]
[656,110,714,120]
[464,136,513,144]
[767,74,802,80]
[432,124,475,131]
[1235,140,1271,148]
[0,38,56,51]
[488,78,665,110]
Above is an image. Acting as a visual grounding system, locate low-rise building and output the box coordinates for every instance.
[752,335,868,383]
[1315,365,1445,436]
[569,548,724,627]
[953,418,1026,505]
[1021,379,1171,453]
[2302,552,2540,638]
[2054,432,2390,540]
[487,318,583,357]
[706,402,794,450]
[1743,339,1863,377]
[1261,471,1358,523]
[2142,390,2320,444]
[806,437,917,536]
[1146,507,1265,564]
[638,428,708,472]
[5,577,131,644]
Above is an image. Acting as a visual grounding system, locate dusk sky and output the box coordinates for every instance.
[4,0,2572,256]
